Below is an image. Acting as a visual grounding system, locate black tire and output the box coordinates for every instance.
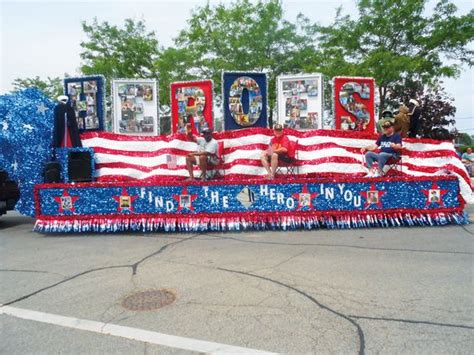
[0,169,20,215]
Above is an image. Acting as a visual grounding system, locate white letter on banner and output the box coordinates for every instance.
[155,196,164,208]
[277,192,284,205]
[211,191,219,204]
[337,184,345,194]
[260,185,269,196]
[344,190,353,202]
[166,200,174,212]
[222,196,229,208]
[353,196,362,207]
[325,188,334,200]
[140,188,146,199]
[269,189,276,200]
[286,197,295,209]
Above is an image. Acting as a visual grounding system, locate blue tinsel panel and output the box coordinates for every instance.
[0,88,55,216]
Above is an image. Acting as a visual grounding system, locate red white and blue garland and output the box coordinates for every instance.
[34,176,467,233]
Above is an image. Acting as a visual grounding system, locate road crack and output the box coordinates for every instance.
[217,266,366,355]
[1,234,200,307]
[348,314,474,330]
[130,234,198,275]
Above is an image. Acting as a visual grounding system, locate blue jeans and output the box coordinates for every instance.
[365,151,395,171]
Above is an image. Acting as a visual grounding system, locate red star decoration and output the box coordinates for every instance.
[53,190,79,213]
[112,188,138,212]
[421,182,448,207]
[173,186,198,212]
[360,183,386,209]
[292,184,319,210]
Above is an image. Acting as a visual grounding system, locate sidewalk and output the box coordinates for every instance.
[465,178,473,220]
[465,201,474,220]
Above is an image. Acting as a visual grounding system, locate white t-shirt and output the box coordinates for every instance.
[196,137,218,164]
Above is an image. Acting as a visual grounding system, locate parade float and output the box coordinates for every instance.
[0,74,471,233]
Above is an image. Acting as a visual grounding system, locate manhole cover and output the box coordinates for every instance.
[121,289,176,311]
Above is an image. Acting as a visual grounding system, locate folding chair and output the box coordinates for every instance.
[207,141,225,180]
[383,149,404,175]
[275,140,299,176]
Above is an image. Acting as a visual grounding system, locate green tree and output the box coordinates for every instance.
[386,79,456,139]
[154,47,195,106]
[11,76,63,100]
[317,0,474,118]
[457,132,473,146]
[80,18,160,86]
[173,0,318,124]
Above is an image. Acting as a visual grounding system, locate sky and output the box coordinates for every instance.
[1,0,473,133]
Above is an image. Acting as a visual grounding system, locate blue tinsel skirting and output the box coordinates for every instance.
[34,211,469,234]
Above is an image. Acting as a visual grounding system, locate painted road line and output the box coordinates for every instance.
[0,305,276,354]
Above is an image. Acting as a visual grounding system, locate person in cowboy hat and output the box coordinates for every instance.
[408,98,421,138]
[377,110,394,132]
[53,95,82,148]
[361,120,403,177]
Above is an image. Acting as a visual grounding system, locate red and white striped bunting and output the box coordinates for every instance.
[81,128,473,203]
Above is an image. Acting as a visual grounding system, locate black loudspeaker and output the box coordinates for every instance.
[68,151,93,182]
[43,161,62,183]
[0,170,8,183]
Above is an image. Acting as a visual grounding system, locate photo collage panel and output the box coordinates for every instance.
[117,83,155,134]
[282,79,319,129]
[175,87,207,134]
[229,76,262,127]
[67,80,99,130]
[338,82,371,131]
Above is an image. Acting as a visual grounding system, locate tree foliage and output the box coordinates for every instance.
[26,0,471,138]
[387,79,456,139]
[80,18,160,83]
[154,47,194,106]
[317,0,474,118]
[173,0,318,122]
[11,76,63,100]
[457,132,473,147]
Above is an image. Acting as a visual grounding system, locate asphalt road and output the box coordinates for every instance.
[1,208,473,354]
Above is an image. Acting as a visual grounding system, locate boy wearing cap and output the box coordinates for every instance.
[260,124,292,179]
[361,120,402,177]
[186,128,219,180]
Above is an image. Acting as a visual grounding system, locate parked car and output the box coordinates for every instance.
[0,169,20,216]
